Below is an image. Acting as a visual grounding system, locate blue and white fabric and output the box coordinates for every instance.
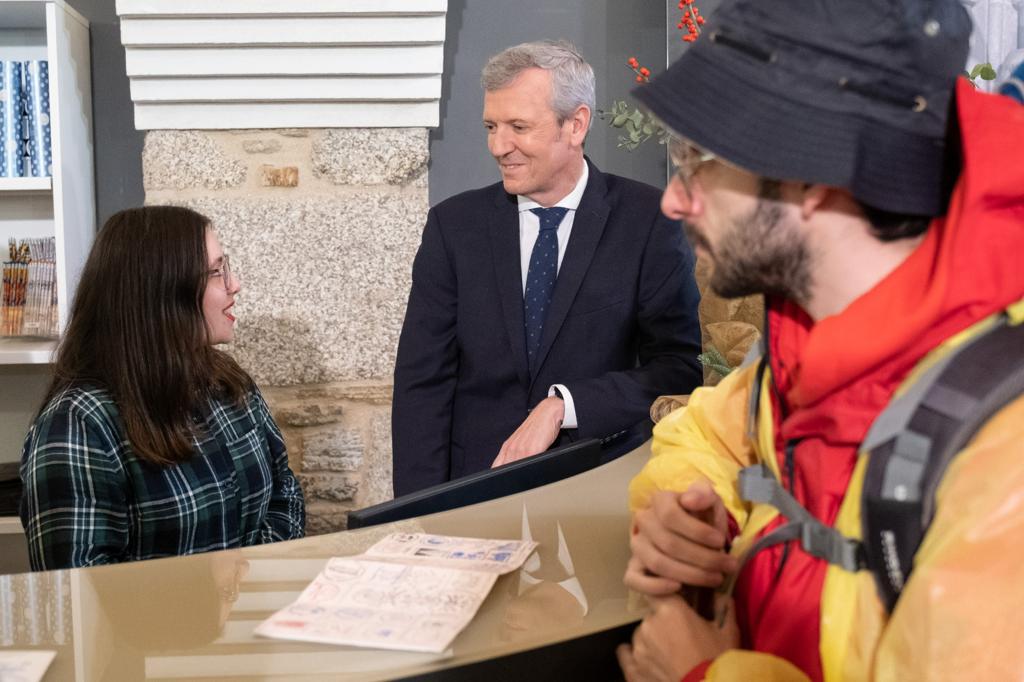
[22,61,51,178]
[0,61,24,178]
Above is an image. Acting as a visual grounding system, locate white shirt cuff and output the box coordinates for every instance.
[549,384,578,429]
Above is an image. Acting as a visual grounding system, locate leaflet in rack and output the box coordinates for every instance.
[255,533,538,653]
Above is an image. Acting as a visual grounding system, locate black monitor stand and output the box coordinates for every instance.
[347,438,605,529]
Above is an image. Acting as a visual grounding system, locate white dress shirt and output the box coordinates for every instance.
[515,161,589,429]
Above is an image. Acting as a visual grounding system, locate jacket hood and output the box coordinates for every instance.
[769,80,1024,427]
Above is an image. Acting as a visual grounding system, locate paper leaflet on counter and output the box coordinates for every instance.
[255,533,538,653]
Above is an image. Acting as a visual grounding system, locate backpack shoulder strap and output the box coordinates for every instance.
[861,314,1024,611]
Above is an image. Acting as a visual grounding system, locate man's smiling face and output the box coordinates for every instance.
[483,67,586,206]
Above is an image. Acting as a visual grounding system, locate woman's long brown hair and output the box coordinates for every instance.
[41,206,252,466]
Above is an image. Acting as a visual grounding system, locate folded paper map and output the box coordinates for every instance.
[255,533,538,653]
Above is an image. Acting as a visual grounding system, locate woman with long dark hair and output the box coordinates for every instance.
[20,206,305,570]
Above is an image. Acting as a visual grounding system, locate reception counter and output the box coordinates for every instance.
[0,442,651,680]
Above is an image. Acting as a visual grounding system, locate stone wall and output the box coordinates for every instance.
[143,128,430,534]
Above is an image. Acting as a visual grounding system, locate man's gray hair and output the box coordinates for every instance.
[481,40,596,122]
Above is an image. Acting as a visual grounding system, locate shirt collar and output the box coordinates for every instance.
[517,159,589,213]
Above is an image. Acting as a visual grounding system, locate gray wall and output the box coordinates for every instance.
[668,0,723,63]
[66,0,145,227]
[430,0,668,204]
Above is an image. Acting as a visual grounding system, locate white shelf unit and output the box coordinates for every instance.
[0,336,56,363]
[0,176,52,191]
[0,0,95,366]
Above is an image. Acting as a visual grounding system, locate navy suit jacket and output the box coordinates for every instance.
[392,160,702,496]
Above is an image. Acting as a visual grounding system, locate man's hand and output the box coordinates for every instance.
[616,593,739,682]
[492,396,565,468]
[625,481,737,596]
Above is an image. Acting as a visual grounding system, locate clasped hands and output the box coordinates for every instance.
[618,482,741,682]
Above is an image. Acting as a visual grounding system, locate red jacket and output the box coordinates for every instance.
[734,80,1024,679]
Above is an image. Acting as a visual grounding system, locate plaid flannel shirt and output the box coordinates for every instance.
[20,385,305,570]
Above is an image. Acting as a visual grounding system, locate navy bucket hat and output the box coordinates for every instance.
[634,0,972,215]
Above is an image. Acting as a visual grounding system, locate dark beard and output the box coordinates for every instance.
[704,179,812,303]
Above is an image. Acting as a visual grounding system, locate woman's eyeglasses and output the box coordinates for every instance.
[208,255,233,293]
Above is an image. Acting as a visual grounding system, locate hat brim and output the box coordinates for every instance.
[634,44,950,215]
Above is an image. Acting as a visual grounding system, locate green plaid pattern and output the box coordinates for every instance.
[20,385,305,570]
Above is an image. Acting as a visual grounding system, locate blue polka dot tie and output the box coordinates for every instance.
[524,206,568,370]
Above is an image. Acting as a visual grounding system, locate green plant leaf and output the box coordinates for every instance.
[969,63,985,79]
[980,64,997,80]
[698,354,732,378]
[618,135,639,150]
[701,345,728,365]
[600,99,663,151]
[698,346,734,378]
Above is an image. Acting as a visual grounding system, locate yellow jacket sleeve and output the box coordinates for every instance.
[705,650,811,681]
[628,362,763,527]
[869,396,1024,680]
[626,363,815,679]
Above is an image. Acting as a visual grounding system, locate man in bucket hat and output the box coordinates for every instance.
[617,0,1024,680]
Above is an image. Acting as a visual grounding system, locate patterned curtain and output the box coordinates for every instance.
[0,571,71,646]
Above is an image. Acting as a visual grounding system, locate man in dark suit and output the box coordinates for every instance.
[392,40,702,496]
